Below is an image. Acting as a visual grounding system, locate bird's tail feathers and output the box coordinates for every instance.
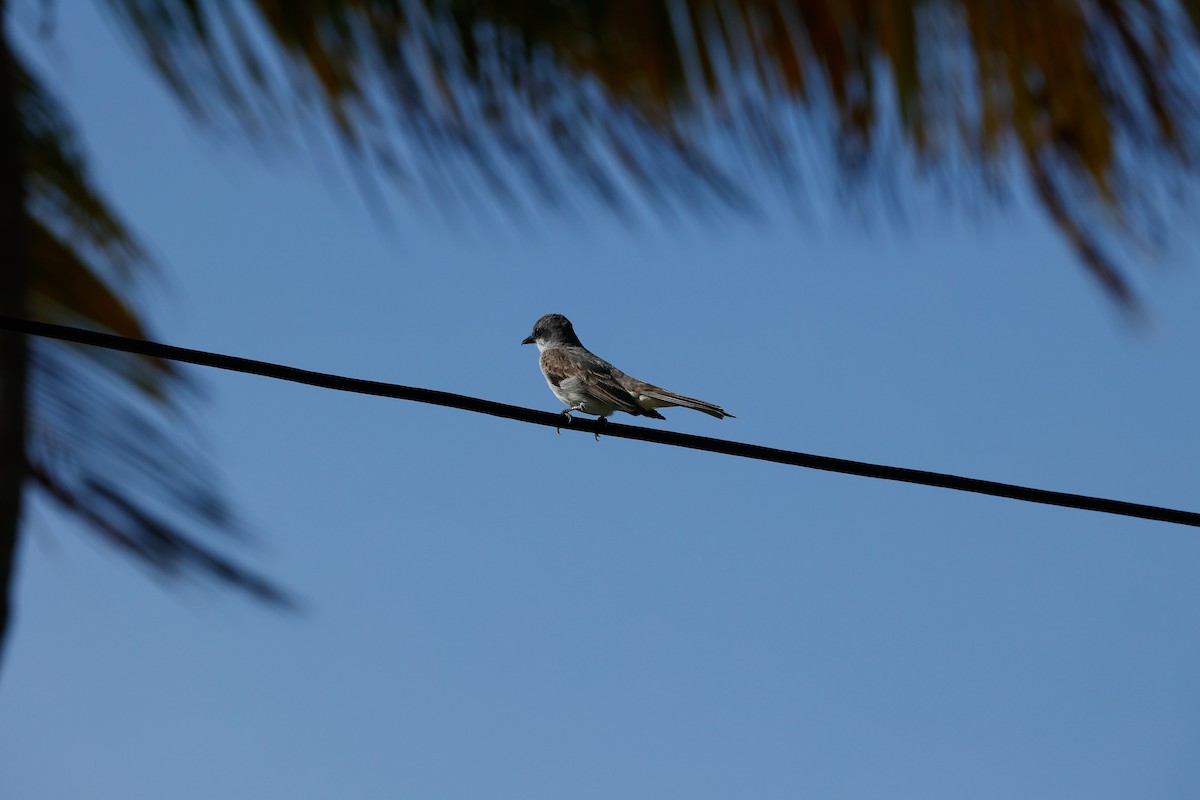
[642,389,733,419]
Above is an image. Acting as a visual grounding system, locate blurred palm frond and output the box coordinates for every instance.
[101,0,1200,305]
[18,54,291,605]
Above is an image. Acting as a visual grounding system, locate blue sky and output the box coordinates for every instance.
[2,4,1200,799]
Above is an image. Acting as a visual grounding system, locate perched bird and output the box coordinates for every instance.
[521,313,734,423]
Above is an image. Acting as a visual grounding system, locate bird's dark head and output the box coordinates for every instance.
[522,313,582,349]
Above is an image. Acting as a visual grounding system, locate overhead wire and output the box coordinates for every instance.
[3,314,1198,529]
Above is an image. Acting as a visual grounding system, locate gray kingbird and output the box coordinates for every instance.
[522,313,734,422]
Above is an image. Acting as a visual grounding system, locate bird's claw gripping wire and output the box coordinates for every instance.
[555,407,603,440]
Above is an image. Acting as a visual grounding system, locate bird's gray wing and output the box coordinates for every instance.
[581,356,668,419]
[539,347,577,390]
[542,348,661,418]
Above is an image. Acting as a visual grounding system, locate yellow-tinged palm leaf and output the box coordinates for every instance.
[29,215,150,341]
[103,0,1200,305]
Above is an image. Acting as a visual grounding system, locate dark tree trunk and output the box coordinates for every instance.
[0,4,30,671]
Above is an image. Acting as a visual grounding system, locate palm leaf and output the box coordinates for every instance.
[103,0,1200,305]
[18,52,292,606]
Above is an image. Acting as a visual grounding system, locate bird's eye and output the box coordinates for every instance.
[534,328,542,337]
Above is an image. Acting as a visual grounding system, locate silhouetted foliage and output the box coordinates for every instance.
[104,0,1200,304]
[17,54,292,614]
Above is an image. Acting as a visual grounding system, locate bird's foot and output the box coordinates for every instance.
[556,407,575,435]
[593,416,609,442]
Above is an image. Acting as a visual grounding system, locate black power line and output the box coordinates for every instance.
[4,314,1198,529]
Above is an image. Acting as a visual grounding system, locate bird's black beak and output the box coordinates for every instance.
[521,334,536,346]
